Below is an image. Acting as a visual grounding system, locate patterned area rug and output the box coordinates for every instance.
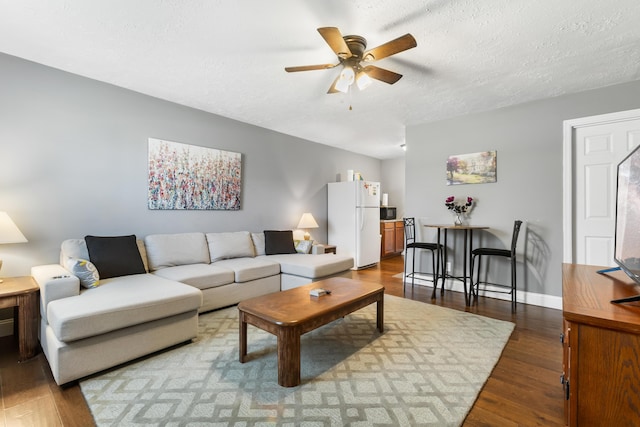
[80,295,514,426]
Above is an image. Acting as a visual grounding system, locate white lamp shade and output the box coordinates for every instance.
[335,66,355,93]
[297,213,319,229]
[356,70,373,90]
[0,212,28,244]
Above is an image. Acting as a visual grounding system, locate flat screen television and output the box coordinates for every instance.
[610,143,640,303]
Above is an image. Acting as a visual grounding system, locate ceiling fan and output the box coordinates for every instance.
[285,27,417,94]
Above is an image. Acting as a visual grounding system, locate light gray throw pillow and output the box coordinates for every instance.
[206,231,254,262]
[144,233,210,271]
[251,232,265,256]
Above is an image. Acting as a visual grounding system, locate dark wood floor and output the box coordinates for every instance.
[0,256,564,426]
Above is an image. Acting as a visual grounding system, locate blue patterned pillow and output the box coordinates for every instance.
[65,258,100,289]
[294,240,313,254]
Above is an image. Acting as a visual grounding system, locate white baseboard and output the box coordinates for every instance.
[0,318,14,337]
[403,273,563,310]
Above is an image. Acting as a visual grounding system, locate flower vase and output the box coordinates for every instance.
[454,213,463,226]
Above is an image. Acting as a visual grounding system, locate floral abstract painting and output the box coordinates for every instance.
[446,150,497,185]
[148,138,242,210]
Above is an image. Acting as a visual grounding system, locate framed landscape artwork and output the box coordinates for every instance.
[148,138,242,210]
[446,150,497,185]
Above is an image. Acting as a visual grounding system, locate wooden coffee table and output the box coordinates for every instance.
[238,277,384,387]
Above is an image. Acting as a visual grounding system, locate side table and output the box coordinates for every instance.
[0,276,39,361]
[323,245,337,254]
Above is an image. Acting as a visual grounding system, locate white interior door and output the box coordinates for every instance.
[573,119,640,266]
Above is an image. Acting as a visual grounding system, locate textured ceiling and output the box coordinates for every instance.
[1,0,639,159]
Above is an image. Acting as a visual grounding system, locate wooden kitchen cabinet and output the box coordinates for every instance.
[562,263,640,426]
[380,220,404,258]
[394,221,404,254]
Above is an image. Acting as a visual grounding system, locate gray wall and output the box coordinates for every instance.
[406,80,640,299]
[380,157,405,218]
[0,53,381,277]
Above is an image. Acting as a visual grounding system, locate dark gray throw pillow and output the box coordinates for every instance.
[264,230,297,255]
[85,235,146,279]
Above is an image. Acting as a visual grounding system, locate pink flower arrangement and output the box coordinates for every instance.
[445,196,473,213]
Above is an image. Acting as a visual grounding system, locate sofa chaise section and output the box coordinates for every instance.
[264,253,354,290]
[32,264,202,385]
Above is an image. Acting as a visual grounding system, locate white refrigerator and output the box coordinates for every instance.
[328,181,381,269]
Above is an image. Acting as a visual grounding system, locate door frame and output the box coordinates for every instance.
[562,108,640,263]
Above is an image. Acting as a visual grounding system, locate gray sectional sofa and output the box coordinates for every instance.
[31,231,353,385]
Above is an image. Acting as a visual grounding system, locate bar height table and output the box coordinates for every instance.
[424,224,489,306]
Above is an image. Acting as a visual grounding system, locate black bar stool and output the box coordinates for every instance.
[470,220,523,311]
[403,217,443,299]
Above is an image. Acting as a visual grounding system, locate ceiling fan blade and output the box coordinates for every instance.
[363,33,417,62]
[285,63,339,72]
[317,27,353,59]
[363,65,403,84]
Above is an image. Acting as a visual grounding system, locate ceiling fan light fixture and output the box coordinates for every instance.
[335,66,355,93]
[356,70,373,90]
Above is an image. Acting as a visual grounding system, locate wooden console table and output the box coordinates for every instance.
[562,263,640,426]
[0,276,39,361]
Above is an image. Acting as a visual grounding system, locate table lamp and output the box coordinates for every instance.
[297,213,319,241]
[0,212,28,283]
